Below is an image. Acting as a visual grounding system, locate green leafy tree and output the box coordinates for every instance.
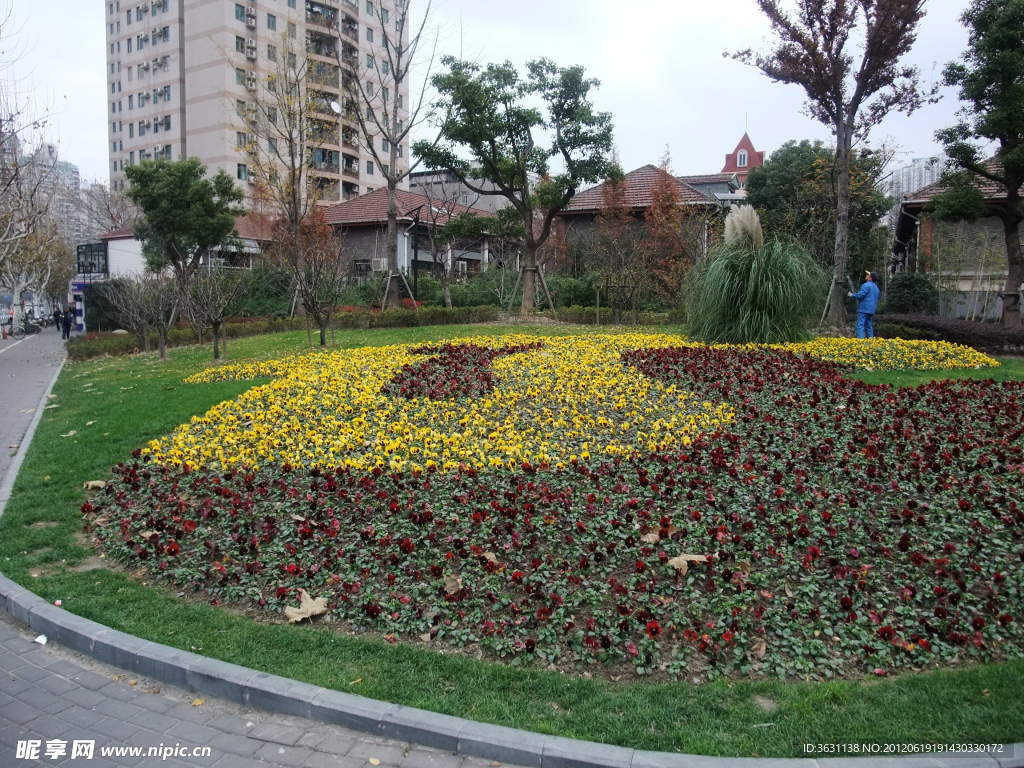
[414,57,616,314]
[745,140,891,276]
[735,1,932,327]
[124,158,246,293]
[884,271,939,314]
[934,0,1024,329]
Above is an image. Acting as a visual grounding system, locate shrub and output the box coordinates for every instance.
[883,272,940,315]
[874,313,1024,353]
[685,237,826,344]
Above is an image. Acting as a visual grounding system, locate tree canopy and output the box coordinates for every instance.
[745,140,891,276]
[125,158,245,284]
[414,56,617,313]
[933,0,1024,328]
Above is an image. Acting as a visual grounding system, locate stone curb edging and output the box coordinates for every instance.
[0,348,1021,768]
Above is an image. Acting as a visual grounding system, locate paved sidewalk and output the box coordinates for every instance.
[0,613,513,768]
[0,327,65,490]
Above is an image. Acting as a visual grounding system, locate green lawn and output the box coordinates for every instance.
[1,326,1021,758]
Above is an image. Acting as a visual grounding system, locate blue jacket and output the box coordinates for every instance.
[851,281,880,314]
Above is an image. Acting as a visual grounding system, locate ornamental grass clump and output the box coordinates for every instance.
[686,206,825,344]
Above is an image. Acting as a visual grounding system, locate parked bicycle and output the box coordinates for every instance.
[10,318,42,339]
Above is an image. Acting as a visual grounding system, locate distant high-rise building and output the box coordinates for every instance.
[26,143,86,245]
[104,0,409,205]
[885,156,945,203]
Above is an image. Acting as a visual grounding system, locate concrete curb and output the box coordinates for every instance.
[0,355,1020,768]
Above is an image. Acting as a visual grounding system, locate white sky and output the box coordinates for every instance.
[5,0,971,185]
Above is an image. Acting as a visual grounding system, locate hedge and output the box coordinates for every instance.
[539,305,673,326]
[66,306,501,361]
[874,313,1024,353]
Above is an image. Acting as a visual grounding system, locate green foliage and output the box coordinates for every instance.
[124,158,246,275]
[232,265,294,318]
[685,239,826,344]
[927,172,987,221]
[882,272,940,315]
[745,141,892,275]
[936,0,1024,185]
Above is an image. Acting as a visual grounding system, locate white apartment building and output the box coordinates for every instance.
[105,0,408,204]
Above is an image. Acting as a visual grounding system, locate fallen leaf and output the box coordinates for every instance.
[640,533,661,544]
[751,639,767,660]
[349,678,362,685]
[127,679,138,686]
[667,553,708,575]
[383,634,397,644]
[283,588,328,624]
[443,573,462,595]
[18,408,34,414]
[369,760,381,766]
[44,404,59,409]
[85,420,96,426]
[482,551,499,563]
[784,584,795,598]
[736,560,752,574]
[191,698,204,707]
[82,480,107,490]
[419,633,432,642]
[60,430,76,438]
[982,689,990,697]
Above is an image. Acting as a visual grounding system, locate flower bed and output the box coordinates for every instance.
[84,335,1022,681]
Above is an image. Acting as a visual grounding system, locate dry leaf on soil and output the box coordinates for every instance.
[443,574,462,595]
[82,480,107,490]
[666,553,708,575]
[640,533,661,544]
[283,589,328,624]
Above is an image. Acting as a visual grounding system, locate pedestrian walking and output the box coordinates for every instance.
[52,307,62,328]
[60,307,73,340]
[848,271,880,339]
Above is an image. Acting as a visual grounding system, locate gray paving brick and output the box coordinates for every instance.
[69,670,114,690]
[0,675,33,696]
[37,673,79,696]
[94,697,149,722]
[248,722,307,746]
[61,686,106,709]
[254,741,316,766]
[303,752,368,768]
[209,731,264,758]
[92,715,144,741]
[347,741,409,765]
[15,685,73,715]
[133,692,178,714]
[312,730,360,756]
[212,754,275,768]
[0,700,36,725]
[400,748,464,768]
[10,662,50,682]
[203,715,255,736]
[126,707,179,733]
[166,719,221,744]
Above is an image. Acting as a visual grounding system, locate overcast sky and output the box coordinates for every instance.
[6,0,971,185]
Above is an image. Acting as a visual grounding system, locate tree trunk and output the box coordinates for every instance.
[384,181,402,309]
[442,278,452,308]
[212,322,221,360]
[827,126,853,328]
[158,329,167,360]
[319,321,327,346]
[1000,210,1023,330]
[519,243,538,315]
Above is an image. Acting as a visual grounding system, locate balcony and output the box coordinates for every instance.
[342,181,359,200]
[305,1,338,29]
[341,154,359,178]
[306,30,338,59]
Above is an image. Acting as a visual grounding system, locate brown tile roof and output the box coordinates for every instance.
[677,173,737,186]
[98,226,135,240]
[904,158,1022,203]
[322,187,492,227]
[562,165,716,214]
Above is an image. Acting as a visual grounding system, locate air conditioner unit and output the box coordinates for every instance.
[245,8,257,27]
[371,257,388,272]
[245,39,257,59]
[245,74,257,90]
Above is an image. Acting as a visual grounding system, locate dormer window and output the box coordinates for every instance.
[737,149,748,167]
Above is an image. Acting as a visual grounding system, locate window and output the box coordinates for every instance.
[128,123,134,137]
[127,38,132,52]
[366,27,373,42]
[396,143,403,157]
[382,86,389,103]
[381,8,389,23]
[266,13,276,30]
[396,93,403,108]
[268,137,277,153]
[737,149,748,167]
[288,0,296,7]
[235,4,246,21]
[288,21,296,37]
[129,150,134,165]
[267,74,277,93]
[162,145,171,160]
[366,160,374,174]
[237,163,249,181]
[381,138,389,151]
[366,0,374,13]
[235,35,246,53]
[267,106,277,124]
[366,187,374,193]
[236,131,249,149]
[128,94,133,109]
[235,67,247,85]
[381,61,390,75]
[236,99,247,117]
[366,53,374,68]
[267,43,277,61]
[288,51,296,67]
[383,164,390,176]
[126,10,131,24]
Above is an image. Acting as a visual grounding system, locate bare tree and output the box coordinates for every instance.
[100,277,151,352]
[78,180,136,237]
[417,175,482,307]
[138,274,177,360]
[187,267,248,360]
[266,207,347,346]
[333,0,436,307]
[734,0,933,327]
